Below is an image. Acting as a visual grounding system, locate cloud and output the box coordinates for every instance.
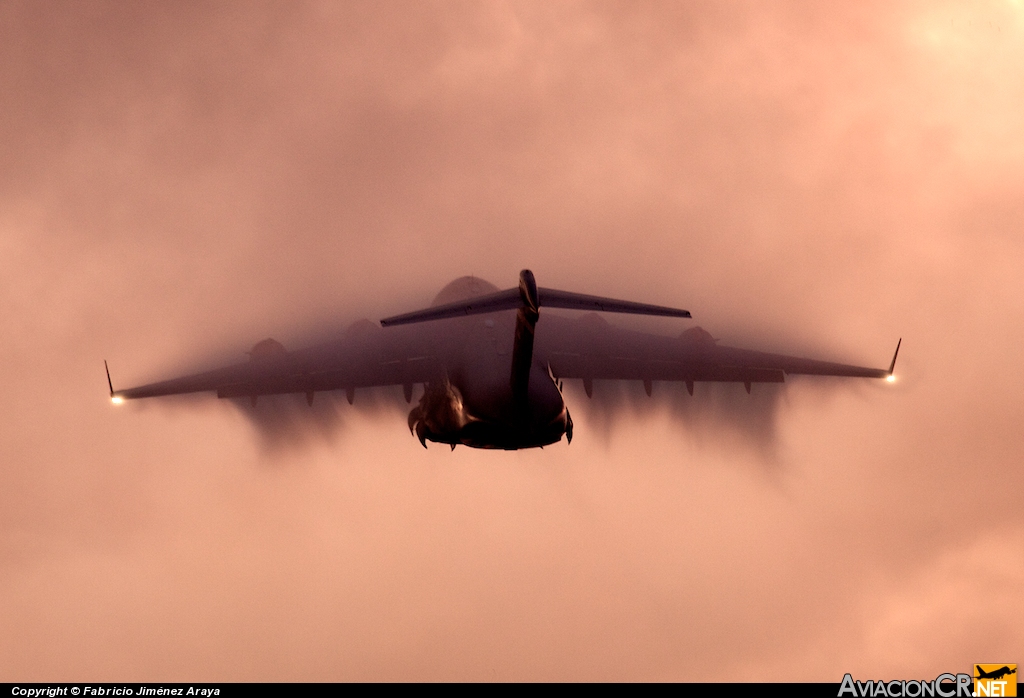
[1,0,1022,681]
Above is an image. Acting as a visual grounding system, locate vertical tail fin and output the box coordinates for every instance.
[510,270,539,409]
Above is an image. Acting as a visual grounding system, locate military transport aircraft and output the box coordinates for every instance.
[106,270,900,450]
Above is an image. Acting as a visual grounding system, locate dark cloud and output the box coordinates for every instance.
[228,388,412,455]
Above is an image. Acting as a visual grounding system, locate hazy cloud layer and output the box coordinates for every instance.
[2,0,1022,680]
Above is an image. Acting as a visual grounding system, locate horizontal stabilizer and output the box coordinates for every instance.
[381,272,691,327]
[380,288,522,327]
[538,288,691,318]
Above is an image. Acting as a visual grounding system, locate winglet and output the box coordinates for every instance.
[105,360,126,403]
[887,338,901,375]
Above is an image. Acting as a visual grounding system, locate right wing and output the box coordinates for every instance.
[538,314,897,386]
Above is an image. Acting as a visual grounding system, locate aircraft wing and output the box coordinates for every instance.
[108,321,445,402]
[538,315,898,386]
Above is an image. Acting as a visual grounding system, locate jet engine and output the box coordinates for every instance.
[247,338,288,359]
[406,380,476,448]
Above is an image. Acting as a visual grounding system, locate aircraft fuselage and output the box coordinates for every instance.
[406,312,571,450]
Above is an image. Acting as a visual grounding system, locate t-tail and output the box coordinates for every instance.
[510,270,540,411]
[380,268,693,410]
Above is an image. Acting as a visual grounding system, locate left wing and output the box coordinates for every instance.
[107,321,447,403]
[538,315,898,388]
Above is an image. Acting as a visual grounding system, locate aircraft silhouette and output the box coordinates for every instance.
[976,667,1017,681]
[106,270,900,450]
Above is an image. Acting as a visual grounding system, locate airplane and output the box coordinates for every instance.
[106,269,900,450]
[975,666,1017,681]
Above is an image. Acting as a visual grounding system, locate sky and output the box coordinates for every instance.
[2,0,1022,681]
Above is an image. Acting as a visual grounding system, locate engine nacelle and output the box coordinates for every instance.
[407,380,476,448]
[679,326,715,344]
[248,338,287,360]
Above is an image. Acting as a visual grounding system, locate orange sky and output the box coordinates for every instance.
[1,0,1022,681]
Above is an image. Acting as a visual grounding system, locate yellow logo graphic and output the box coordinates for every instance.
[975,665,1017,697]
